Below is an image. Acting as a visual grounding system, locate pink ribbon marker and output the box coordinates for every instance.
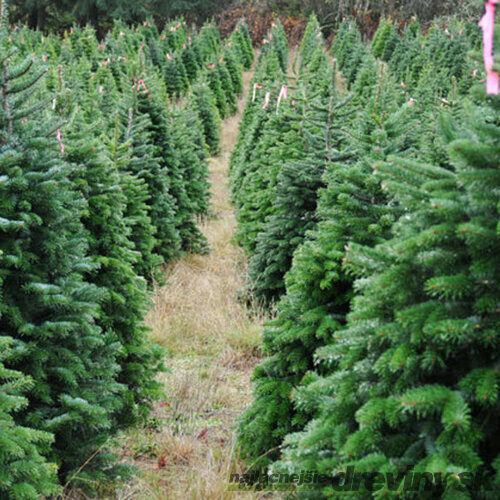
[262,92,271,110]
[276,85,288,115]
[252,83,263,102]
[137,78,148,92]
[479,0,499,94]
[57,130,65,157]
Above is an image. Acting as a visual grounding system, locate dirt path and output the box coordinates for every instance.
[115,69,269,499]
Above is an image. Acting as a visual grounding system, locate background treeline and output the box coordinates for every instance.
[0,4,252,496]
[233,10,500,498]
[7,0,484,38]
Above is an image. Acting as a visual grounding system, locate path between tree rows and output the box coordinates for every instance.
[112,67,275,499]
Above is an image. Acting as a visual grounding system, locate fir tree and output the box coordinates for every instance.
[0,40,125,485]
[276,92,500,497]
[189,80,221,155]
[206,62,229,118]
[238,63,420,467]
[247,57,349,305]
[0,297,60,499]
[223,43,243,96]
[61,112,164,427]
[118,74,181,270]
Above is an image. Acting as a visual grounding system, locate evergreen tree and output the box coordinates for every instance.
[62,112,164,427]
[118,74,181,270]
[189,80,221,155]
[223,43,243,96]
[111,109,161,283]
[217,58,237,115]
[0,302,60,499]
[238,63,420,467]
[0,41,125,485]
[276,91,500,497]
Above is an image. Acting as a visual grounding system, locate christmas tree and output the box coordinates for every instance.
[238,61,420,468]
[0,36,126,485]
[0,337,60,498]
[189,80,221,155]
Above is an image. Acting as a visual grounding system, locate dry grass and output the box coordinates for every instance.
[99,68,280,500]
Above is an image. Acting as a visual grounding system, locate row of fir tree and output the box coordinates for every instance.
[0,8,253,498]
[233,12,500,499]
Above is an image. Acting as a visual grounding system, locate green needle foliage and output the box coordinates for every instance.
[275,89,500,498]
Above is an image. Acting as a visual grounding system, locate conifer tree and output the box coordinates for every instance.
[61,112,164,427]
[0,39,125,485]
[230,41,284,187]
[231,21,253,70]
[331,20,368,86]
[206,62,229,118]
[217,58,237,115]
[164,54,189,99]
[223,44,243,96]
[189,80,221,155]
[238,62,420,467]
[197,22,220,61]
[135,71,208,253]
[276,91,500,497]
[0,300,60,499]
[107,117,161,285]
[247,56,348,305]
[118,74,181,270]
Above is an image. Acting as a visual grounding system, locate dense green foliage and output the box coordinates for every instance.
[0,10,247,496]
[235,11,500,498]
[9,0,227,31]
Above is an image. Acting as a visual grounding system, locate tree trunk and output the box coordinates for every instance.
[37,5,46,31]
[90,2,99,30]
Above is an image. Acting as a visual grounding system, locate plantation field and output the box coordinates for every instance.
[1,2,500,499]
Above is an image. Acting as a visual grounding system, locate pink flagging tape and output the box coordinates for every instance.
[479,1,499,94]
[262,92,271,110]
[252,83,263,102]
[57,130,65,157]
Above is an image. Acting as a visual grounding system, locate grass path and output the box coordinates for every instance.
[114,68,271,499]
